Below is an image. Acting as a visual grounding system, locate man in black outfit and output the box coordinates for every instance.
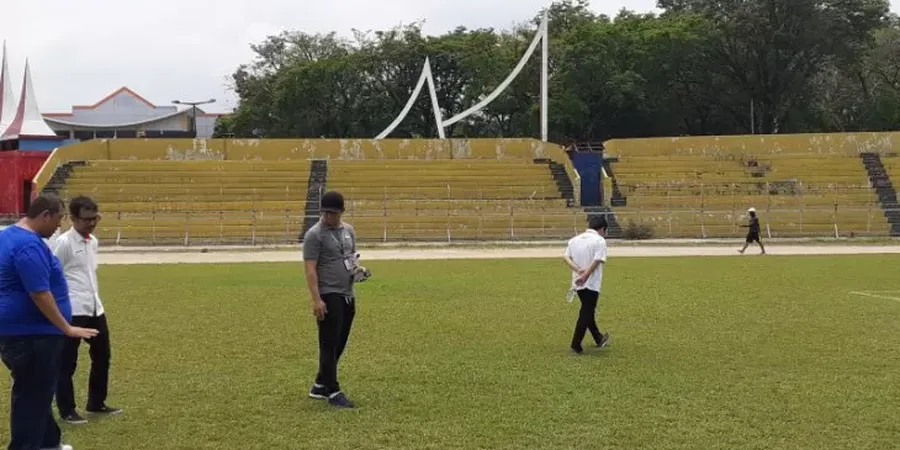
[302,191,367,408]
[739,207,766,255]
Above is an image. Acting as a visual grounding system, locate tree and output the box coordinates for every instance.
[658,0,890,133]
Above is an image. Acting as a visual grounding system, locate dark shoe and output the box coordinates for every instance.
[86,405,122,416]
[309,384,330,400]
[571,345,584,355]
[597,333,611,349]
[60,410,87,424]
[327,392,355,408]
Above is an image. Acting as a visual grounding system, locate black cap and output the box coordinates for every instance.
[320,191,345,213]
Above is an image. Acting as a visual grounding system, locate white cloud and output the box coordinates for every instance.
[0,0,895,113]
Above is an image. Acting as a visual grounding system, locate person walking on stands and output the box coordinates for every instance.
[303,191,370,409]
[563,216,612,355]
[50,196,122,424]
[0,194,98,450]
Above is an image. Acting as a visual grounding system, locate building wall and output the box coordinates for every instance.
[45,99,219,139]
[17,139,69,151]
[52,95,180,126]
[0,151,50,215]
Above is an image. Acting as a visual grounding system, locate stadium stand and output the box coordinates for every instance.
[56,160,312,245]
[41,138,583,245]
[327,160,578,241]
[606,135,892,238]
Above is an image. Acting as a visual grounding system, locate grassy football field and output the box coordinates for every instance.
[1,255,899,450]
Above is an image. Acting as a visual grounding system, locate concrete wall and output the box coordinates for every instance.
[44,138,564,161]
[604,132,900,158]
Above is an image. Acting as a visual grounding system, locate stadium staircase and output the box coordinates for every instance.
[300,160,328,241]
[585,206,622,238]
[40,161,87,198]
[533,158,575,206]
[603,159,627,207]
[860,152,900,236]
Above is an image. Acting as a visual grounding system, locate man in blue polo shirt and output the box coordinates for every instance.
[0,194,98,450]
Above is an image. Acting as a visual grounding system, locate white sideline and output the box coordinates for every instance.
[96,244,900,265]
[849,291,900,303]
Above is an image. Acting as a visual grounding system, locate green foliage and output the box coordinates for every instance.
[224,0,895,140]
[622,219,656,239]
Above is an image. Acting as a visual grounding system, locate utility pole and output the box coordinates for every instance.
[172,98,216,138]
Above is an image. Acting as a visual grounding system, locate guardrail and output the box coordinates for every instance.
[47,206,899,246]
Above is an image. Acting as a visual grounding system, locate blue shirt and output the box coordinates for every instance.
[0,225,72,336]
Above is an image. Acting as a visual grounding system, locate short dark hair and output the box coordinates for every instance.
[69,196,98,218]
[26,194,64,219]
[589,215,608,231]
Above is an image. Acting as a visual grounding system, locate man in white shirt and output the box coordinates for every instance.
[563,216,611,354]
[50,196,122,424]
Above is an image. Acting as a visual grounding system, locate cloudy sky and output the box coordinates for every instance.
[2,0,898,114]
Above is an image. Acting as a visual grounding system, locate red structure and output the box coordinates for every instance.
[0,151,48,215]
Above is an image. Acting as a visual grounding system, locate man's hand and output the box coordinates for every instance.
[65,326,99,339]
[312,298,328,321]
[576,269,590,286]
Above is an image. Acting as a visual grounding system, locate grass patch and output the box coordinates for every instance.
[2,256,899,449]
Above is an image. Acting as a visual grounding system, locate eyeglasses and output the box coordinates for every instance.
[75,214,101,223]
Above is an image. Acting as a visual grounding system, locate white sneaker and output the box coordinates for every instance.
[566,288,577,303]
[41,445,73,450]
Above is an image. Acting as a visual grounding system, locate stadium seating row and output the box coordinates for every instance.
[610,149,889,237]
[57,158,577,244]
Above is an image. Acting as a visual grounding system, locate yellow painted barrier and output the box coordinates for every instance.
[604,132,900,158]
[108,139,228,160]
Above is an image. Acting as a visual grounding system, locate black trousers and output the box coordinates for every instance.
[0,335,64,450]
[315,293,356,394]
[571,289,603,350]
[56,314,111,415]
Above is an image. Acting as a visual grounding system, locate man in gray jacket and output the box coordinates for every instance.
[303,191,362,408]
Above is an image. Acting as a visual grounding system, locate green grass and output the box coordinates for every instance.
[2,256,899,450]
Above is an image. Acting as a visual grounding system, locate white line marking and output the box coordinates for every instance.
[849,291,900,303]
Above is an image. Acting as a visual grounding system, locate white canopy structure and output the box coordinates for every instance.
[1,59,59,141]
[0,41,17,137]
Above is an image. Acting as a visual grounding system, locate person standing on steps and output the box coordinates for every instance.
[303,191,365,409]
[563,216,611,354]
[50,196,123,424]
[738,207,766,255]
[0,194,98,450]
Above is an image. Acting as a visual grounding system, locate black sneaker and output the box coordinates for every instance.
[327,392,355,408]
[86,405,123,416]
[60,410,87,424]
[309,384,330,400]
[597,333,611,349]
